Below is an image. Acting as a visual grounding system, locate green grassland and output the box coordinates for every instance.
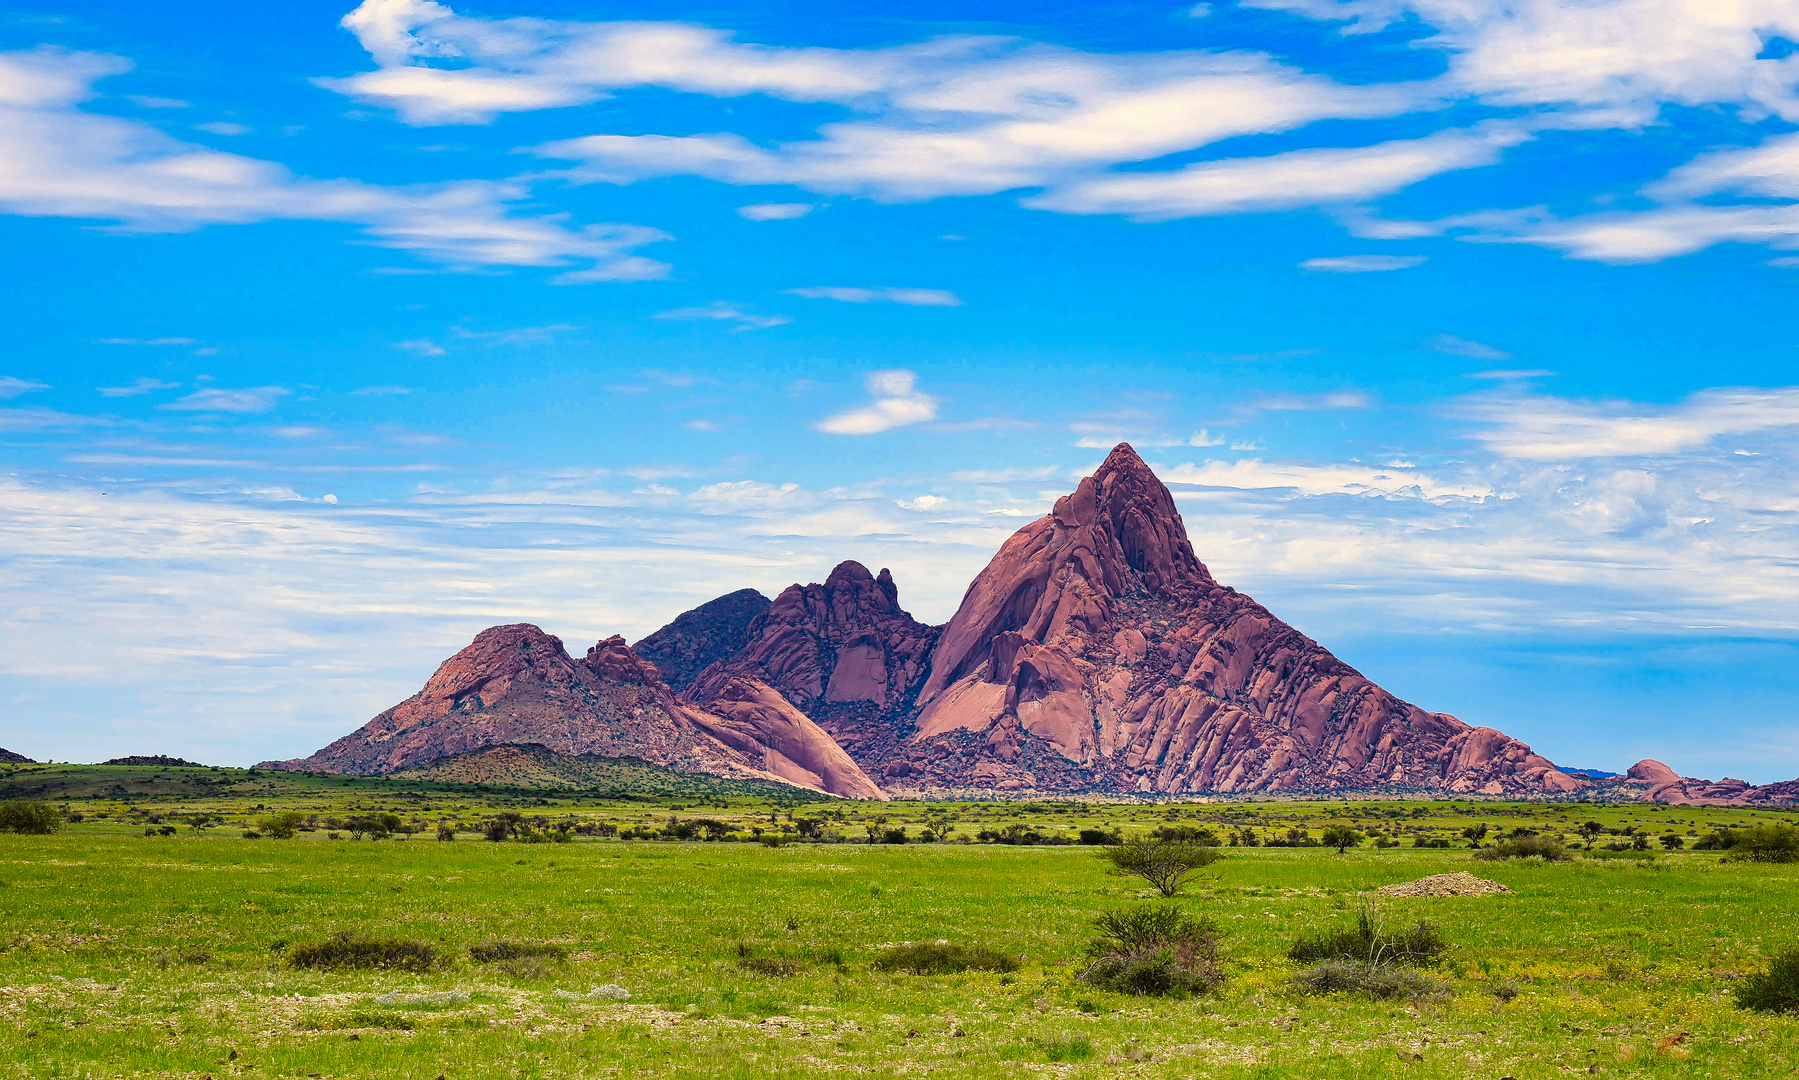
[2,763,1797,1078]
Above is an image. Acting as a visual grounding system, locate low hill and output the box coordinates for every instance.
[390,743,832,801]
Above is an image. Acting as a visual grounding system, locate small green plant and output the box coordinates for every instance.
[0,800,62,835]
[286,932,437,972]
[1078,905,1224,996]
[1293,959,1451,1001]
[1475,835,1570,861]
[871,942,1020,975]
[468,940,569,963]
[1288,903,1448,967]
[1006,1034,1094,1062]
[1736,946,1799,1013]
[1099,837,1223,897]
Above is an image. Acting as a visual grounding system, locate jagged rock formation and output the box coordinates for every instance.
[1577,759,1799,806]
[633,588,770,691]
[887,443,1582,797]
[0,748,34,764]
[685,561,939,767]
[258,624,881,799]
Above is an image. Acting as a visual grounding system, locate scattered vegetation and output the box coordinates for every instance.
[1474,835,1571,861]
[1099,837,1224,897]
[1292,959,1452,1001]
[871,942,1020,975]
[286,932,438,972]
[1735,945,1799,1013]
[1728,823,1799,863]
[468,939,569,964]
[1288,904,1448,968]
[1078,905,1225,996]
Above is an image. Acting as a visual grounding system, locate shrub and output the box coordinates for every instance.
[286,932,437,972]
[0,800,61,835]
[881,828,909,845]
[1293,959,1452,1001]
[1099,837,1224,897]
[1078,828,1121,846]
[1736,946,1799,1013]
[1078,905,1224,996]
[1660,833,1685,850]
[256,811,305,840]
[468,940,569,964]
[871,942,1020,975]
[739,953,805,976]
[1288,904,1448,968]
[436,823,455,841]
[1730,824,1799,864]
[1474,835,1570,861]
[1693,829,1737,851]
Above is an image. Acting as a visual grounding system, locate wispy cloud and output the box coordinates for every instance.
[1431,333,1510,360]
[788,286,962,306]
[97,377,180,397]
[0,376,49,399]
[817,369,938,435]
[653,302,789,331]
[351,385,412,395]
[99,337,195,346]
[397,338,446,356]
[1467,387,1799,460]
[738,203,812,220]
[161,386,288,413]
[1300,255,1427,272]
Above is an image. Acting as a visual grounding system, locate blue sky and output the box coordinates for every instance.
[3,0,1799,779]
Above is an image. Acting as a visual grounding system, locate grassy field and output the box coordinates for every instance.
[2,764,1797,1078]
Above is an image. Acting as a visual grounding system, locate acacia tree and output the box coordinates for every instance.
[1579,821,1606,849]
[1320,825,1362,854]
[1100,837,1224,897]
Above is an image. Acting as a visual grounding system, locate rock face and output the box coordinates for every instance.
[633,588,770,691]
[689,678,888,801]
[887,443,1582,797]
[258,624,882,800]
[685,561,939,766]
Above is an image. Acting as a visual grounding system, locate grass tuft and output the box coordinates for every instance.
[468,939,569,964]
[871,942,1020,975]
[1288,904,1448,967]
[286,932,437,972]
[1293,959,1453,1001]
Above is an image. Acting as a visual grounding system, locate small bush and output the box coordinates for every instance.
[468,940,569,964]
[1078,905,1224,997]
[1293,959,1451,1001]
[1099,837,1224,897]
[1730,824,1799,864]
[492,956,553,979]
[286,932,437,972]
[740,955,805,976]
[1078,828,1120,846]
[1474,835,1570,861]
[0,800,62,835]
[1736,946,1799,1013]
[256,811,305,840]
[872,942,1020,975]
[1288,904,1447,968]
[436,824,455,841]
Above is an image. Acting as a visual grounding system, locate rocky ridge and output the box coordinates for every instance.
[633,588,770,692]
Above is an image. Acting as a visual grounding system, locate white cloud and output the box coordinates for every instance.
[899,494,949,510]
[683,419,721,432]
[397,337,445,355]
[196,121,250,136]
[1431,333,1510,359]
[1301,254,1427,272]
[1164,458,1493,499]
[738,202,812,220]
[1252,390,1373,411]
[1468,387,1799,460]
[787,286,961,306]
[985,506,1026,516]
[0,46,669,280]
[161,386,288,413]
[1466,368,1553,380]
[97,377,181,397]
[950,465,1061,483]
[1188,429,1225,446]
[351,384,412,395]
[1032,126,1523,219]
[0,376,48,398]
[653,302,789,331]
[817,368,939,435]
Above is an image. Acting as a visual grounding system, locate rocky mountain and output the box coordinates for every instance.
[0,748,34,764]
[684,560,939,768]
[276,442,1795,803]
[1577,759,1799,806]
[257,624,883,800]
[634,588,770,691]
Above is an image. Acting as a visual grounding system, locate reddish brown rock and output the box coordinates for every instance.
[1578,759,1799,806]
[894,443,1585,797]
[689,677,887,801]
[685,560,939,762]
[633,588,771,691]
[257,624,879,799]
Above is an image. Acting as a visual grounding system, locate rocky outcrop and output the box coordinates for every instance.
[690,678,887,801]
[888,443,1583,797]
[685,560,939,764]
[257,624,877,799]
[1575,759,1799,806]
[0,748,34,764]
[633,588,770,691]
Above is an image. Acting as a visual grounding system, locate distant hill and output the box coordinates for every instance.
[390,743,831,801]
[100,755,209,767]
[0,748,35,764]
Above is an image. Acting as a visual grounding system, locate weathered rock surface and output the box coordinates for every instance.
[633,588,770,691]
[886,443,1584,797]
[689,678,887,801]
[685,560,939,765]
[0,747,35,764]
[256,624,877,798]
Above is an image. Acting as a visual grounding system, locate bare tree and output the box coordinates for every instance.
[1099,837,1224,897]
